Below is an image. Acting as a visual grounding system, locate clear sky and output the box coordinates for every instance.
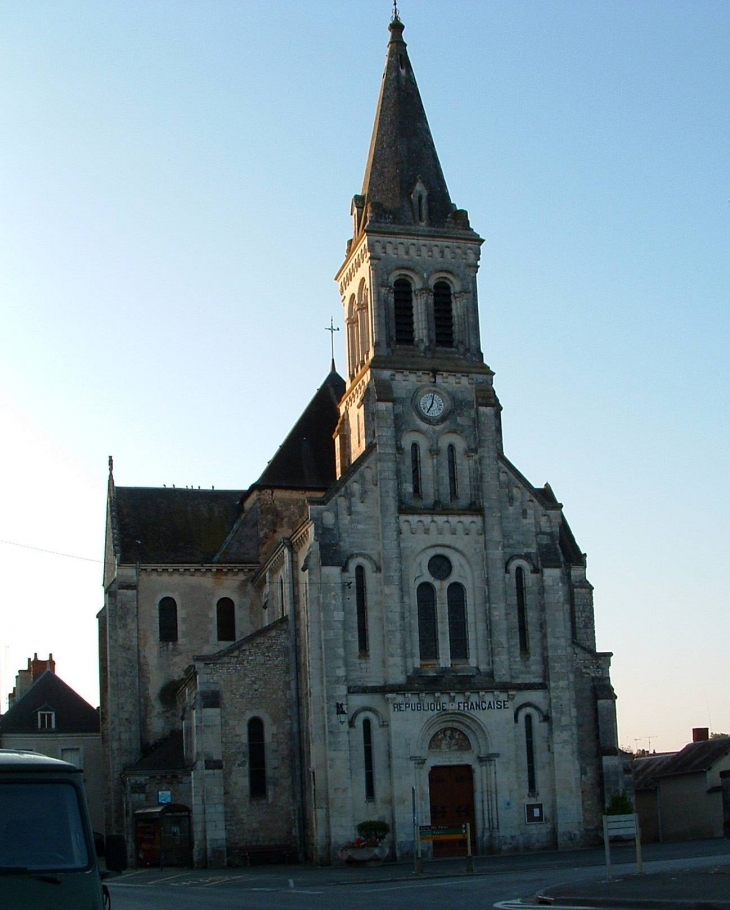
[0,1,728,754]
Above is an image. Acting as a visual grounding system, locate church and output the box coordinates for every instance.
[99,14,622,867]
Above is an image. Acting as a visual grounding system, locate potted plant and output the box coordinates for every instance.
[338,820,390,863]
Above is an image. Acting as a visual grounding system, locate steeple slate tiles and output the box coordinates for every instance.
[361,19,454,229]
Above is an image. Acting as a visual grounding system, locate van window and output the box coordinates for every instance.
[0,782,90,870]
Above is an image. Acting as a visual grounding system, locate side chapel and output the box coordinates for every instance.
[99,15,622,867]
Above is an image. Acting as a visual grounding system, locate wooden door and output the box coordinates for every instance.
[428,764,476,856]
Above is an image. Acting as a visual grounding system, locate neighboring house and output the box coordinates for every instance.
[634,732,730,842]
[0,654,104,832]
[100,14,623,867]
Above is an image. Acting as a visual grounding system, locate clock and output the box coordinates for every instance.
[416,389,449,422]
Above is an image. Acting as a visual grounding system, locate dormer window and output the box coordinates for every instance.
[37,708,56,730]
[411,178,428,225]
[351,194,365,236]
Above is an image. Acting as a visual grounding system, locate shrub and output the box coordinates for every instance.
[355,820,390,846]
[606,792,634,815]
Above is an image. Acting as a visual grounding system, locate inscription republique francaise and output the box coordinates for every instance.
[390,697,510,714]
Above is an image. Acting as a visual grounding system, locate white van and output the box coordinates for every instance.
[0,749,126,909]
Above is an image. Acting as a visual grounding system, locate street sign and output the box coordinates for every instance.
[419,825,466,841]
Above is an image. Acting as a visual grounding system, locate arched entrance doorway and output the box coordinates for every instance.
[427,727,476,856]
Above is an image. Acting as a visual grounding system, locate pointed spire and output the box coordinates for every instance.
[360,17,455,230]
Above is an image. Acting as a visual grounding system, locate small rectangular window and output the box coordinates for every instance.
[61,747,82,769]
[248,717,267,799]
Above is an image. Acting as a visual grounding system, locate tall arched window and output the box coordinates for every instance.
[347,295,358,378]
[516,567,529,653]
[447,444,458,500]
[357,281,370,366]
[363,718,375,800]
[417,583,438,660]
[447,583,468,660]
[216,597,235,642]
[248,717,267,798]
[393,278,415,345]
[525,713,537,795]
[411,442,422,497]
[433,281,454,347]
[355,565,368,655]
[158,597,178,642]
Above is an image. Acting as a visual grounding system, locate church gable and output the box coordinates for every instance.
[254,369,345,490]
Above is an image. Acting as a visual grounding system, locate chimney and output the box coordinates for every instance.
[31,653,56,681]
[693,727,710,742]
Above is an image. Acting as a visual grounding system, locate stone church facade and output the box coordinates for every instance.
[99,16,622,867]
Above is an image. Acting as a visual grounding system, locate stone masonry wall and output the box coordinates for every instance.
[204,618,297,863]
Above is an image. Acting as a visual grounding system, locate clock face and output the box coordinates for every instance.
[419,391,445,419]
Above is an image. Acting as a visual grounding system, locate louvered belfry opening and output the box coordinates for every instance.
[433,280,454,347]
[394,278,415,345]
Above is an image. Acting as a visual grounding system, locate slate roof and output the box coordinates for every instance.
[360,18,460,230]
[0,670,99,734]
[634,738,730,790]
[112,487,245,565]
[109,371,344,567]
[254,369,345,489]
[129,730,187,772]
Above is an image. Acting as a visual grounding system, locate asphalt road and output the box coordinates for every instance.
[105,839,730,910]
[107,868,592,910]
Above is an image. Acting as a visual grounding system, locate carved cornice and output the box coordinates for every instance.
[139,565,252,576]
[399,515,483,537]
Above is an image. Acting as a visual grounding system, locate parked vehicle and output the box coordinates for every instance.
[0,749,126,909]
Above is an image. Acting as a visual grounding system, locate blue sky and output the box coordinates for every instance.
[0,1,728,753]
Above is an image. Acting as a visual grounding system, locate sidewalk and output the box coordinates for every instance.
[528,860,730,909]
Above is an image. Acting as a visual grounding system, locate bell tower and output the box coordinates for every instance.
[334,14,494,476]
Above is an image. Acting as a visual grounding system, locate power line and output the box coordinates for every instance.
[0,539,102,564]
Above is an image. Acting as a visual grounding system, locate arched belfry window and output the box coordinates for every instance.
[393,278,415,345]
[347,295,358,378]
[516,567,529,653]
[158,597,178,642]
[355,565,368,655]
[216,597,235,641]
[417,583,438,661]
[433,281,454,347]
[447,583,468,660]
[357,281,370,367]
[248,717,267,798]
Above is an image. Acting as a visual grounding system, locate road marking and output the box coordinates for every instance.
[250,887,323,894]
